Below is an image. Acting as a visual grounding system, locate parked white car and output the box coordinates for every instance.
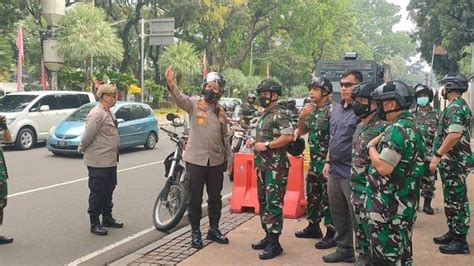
[0,91,96,149]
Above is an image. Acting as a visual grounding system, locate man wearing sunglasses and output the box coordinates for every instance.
[322,70,362,263]
[79,84,123,236]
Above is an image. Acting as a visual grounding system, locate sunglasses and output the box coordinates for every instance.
[340,82,357,88]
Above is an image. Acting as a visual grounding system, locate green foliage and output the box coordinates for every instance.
[145,79,165,103]
[351,0,416,62]
[290,84,308,98]
[94,71,137,92]
[0,36,13,80]
[408,0,473,76]
[0,0,24,34]
[57,3,124,63]
[159,42,201,93]
[58,70,84,91]
[220,68,267,99]
[22,16,43,84]
[1,0,449,95]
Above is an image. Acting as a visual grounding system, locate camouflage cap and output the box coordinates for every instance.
[96,84,118,98]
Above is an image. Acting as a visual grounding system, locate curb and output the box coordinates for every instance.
[110,195,232,265]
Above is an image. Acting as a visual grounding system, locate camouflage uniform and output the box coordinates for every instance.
[433,96,472,237]
[351,114,386,256]
[0,134,9,225]
[412,106,440,199]
[241,102,257,117]
[255,104,294,234]
[304,101,333,227]
[365,111,425,265]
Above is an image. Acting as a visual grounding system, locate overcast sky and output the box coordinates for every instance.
[386,0,416,32]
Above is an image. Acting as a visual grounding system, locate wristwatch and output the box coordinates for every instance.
[264,141,271,149]
[434,151,443,158]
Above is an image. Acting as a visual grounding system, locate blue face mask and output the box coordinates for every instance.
[417,96,429,107]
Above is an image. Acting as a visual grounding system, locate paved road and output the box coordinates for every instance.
[0,128,233,265]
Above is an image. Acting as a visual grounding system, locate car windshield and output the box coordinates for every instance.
[66,104,95,121]
[0,94,38,112]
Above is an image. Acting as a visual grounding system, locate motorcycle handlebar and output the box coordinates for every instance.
[160,127,178,138]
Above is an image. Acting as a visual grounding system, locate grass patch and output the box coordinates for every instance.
[154,107,185,116]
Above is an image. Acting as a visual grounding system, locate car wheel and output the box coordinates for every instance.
[144,132,157,150]
[15,127,36,150]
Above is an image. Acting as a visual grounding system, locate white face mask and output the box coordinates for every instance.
[416,96,429,106]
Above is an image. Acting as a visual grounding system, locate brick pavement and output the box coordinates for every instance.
[127,207,254,266]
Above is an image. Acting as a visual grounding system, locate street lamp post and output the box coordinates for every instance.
[41,0,65,90]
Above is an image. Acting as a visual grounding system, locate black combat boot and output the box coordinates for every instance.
[102,216,124,228]
[433,231,455,245]
[206,228,229,244]
[315,226,336,249]
[0,235,13,244]
[423,198,434,215]
[191,229,203,249]
[259,233,283,260]
[90,216,108,236]
[251,233,269,250]
[322,249,356,263]
[439,234,470,254]
[295,223,323,239]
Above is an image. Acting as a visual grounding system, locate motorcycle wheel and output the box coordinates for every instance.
[153,180,188,232]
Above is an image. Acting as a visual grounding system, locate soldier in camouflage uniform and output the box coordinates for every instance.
[294,77,336,249]
[0,115,13,244]
[248,79,294,260]
[241,94,258,117]
[430,73,471,254]
[365,81,426,265]
[350,82,387,265]
[411,84,440,215]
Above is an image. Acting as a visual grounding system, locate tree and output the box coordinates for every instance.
[145,79,165,103]
[221,68,263,98]
[0,0,25,34]
[408,0,474,76]
[159,42,201,94]
[56,3,124,90]
[0,36,13,81]
[351,0,416,62]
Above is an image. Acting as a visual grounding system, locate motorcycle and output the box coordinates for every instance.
[152,113,189,232]
[227,116,258,181]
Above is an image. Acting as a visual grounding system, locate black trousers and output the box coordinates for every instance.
[186,162,225,230]
[87,166,117,219]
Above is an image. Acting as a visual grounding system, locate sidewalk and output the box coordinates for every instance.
[114,172,474,266]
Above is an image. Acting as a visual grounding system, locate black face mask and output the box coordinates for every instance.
[204,90,219,103]
[353,101,371,118]
[259,96,273,108]
[377,102,400,121]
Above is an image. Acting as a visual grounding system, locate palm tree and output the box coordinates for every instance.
[56,3,124,90]
[159,42,201,94]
